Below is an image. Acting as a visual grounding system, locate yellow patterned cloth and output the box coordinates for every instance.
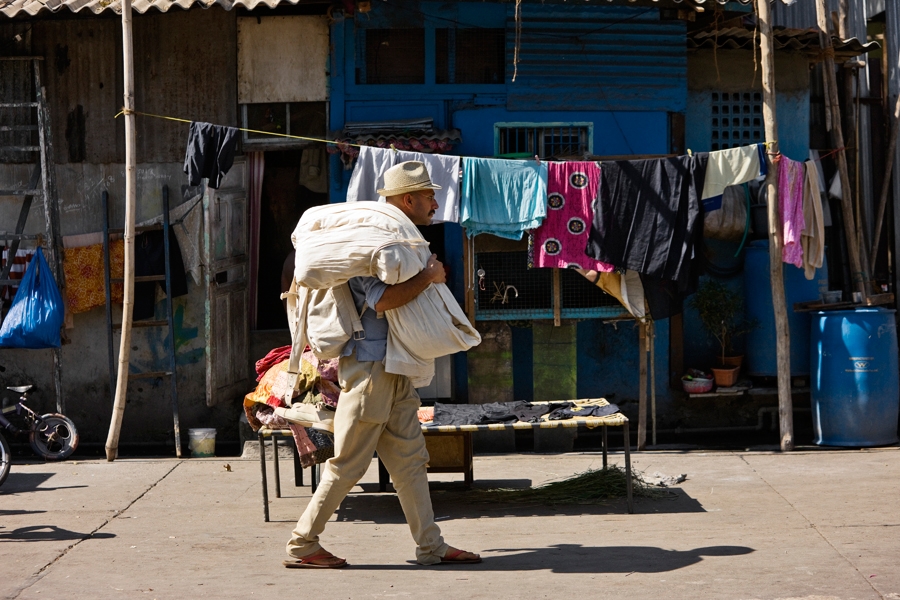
[63,241,124,314]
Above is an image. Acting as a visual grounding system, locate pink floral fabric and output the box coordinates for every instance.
[532,162,614,271]
[778,157,806,268]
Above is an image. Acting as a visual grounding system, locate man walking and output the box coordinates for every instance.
[284,161,481,568]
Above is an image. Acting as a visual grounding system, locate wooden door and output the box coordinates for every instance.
[203,159,249,407]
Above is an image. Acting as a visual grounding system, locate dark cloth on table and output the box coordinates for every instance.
[432,401,574,426]
[547,402,620,420]
[133,228,189,321]
[587,154,709,285]
[183,121,240,189]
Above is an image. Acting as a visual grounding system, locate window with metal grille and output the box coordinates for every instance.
[241,102,327,148]
[357,29,425,85]
[435,28,505,84]
[495,124,592,159]
[710,92,763,151]
[474,251,627,321]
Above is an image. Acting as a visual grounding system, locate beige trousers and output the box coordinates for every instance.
[286,353,448,565]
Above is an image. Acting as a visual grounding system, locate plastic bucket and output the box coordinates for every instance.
[188,428,217,457]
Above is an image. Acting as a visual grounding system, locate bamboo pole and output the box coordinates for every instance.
[869,92,900,270]
[816,0,868,301]
[649,320,656,447]
[105,0,137,461]
[756,0,794,452]
[637,321,647,451]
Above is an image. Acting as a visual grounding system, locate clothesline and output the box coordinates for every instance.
[114,108,369,149]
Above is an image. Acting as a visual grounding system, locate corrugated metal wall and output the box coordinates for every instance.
[506,5,687,112]
[24,8,237,165]
[886,1,900,302]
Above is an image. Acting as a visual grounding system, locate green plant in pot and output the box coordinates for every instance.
[688,279,757,387]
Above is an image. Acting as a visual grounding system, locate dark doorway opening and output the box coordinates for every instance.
[255,149,328,330]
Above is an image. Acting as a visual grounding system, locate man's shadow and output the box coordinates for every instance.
[472,543,755,573]
[348,543,754,572]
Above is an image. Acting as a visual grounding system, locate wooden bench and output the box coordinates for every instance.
[257,427,326,522]
[381,410,634,513]
[259,408,633,521]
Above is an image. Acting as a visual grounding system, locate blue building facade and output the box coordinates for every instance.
[325,0,812,434]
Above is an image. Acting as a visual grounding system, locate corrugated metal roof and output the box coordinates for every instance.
[688,27,879,56]
[0,0,304,17]
[507,5,687,113]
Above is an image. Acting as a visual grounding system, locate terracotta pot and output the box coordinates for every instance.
[721,355,743,369]
[711,366,740,387]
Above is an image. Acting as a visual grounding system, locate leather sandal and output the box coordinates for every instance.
[436,548,481,565]
[283,550,348,569]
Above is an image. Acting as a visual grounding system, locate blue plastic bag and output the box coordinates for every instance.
[0,247,64,349]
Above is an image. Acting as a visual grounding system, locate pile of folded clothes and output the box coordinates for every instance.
[243,345,339,467]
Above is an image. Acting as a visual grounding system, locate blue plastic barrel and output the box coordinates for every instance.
[744,240,827,376]
[810,308,899,447]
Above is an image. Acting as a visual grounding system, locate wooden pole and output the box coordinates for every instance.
[869,92,900,270]
[816,0,868,301]
[756,0,794,452]
[637,321,647,451]
[105,0,137,461]
[649,320,656,447]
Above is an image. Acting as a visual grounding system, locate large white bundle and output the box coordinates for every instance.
[288,201,481,388]
[385,283,480,387]
[292,202,429,288]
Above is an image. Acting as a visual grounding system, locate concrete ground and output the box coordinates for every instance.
[1,446,899,600]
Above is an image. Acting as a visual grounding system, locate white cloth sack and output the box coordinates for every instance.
[385,283,480,387]
[347,146,461,223]
[292,202,430,289]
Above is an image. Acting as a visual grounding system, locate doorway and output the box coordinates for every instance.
[254,148,328,330]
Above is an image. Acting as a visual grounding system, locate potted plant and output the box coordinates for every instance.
[688,279,757,387]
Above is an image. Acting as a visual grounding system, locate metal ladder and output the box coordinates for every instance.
[101,185,182,457]
[0,56,65,413]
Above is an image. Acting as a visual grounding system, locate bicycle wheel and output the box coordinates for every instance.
[0,432,10,487]
[29,413,79,460]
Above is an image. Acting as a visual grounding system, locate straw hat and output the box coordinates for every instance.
[377,161,442,196]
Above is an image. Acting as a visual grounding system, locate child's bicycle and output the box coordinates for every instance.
[0,384,79,487]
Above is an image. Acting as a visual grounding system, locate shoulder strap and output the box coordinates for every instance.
[332,281,366,341]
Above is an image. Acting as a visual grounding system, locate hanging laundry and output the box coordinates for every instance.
[801,160,825,280]
[778,156,806,268]
[138,195,204,286]
[346,146,460,223]
[298,146,328,194]
[532,162,614,271]
[62,240,125,314]
[183,121,240,189]
[808,150,832,227]
[701,144,765,211]
[576,268,646,320]
[461,157,548,240]
[587,154,709,283]
[638,273,691,320]
[133,228,189,321]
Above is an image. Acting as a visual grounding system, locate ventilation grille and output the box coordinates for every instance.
[711,91,763,151]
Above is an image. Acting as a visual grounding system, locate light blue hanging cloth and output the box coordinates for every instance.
[461,157,548,239]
